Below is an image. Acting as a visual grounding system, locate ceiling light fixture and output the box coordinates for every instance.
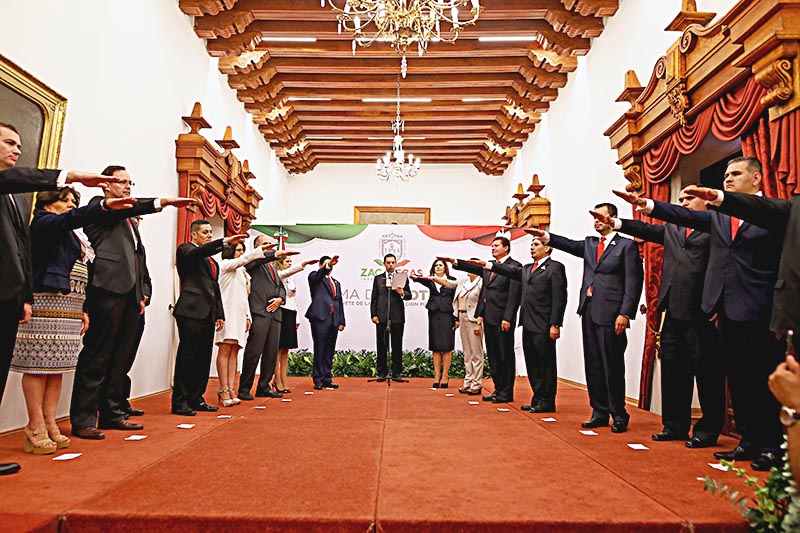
[376,75,420,182]
[322,0,482,77]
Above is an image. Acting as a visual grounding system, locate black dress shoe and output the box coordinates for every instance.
[0,462,21,476]
[651,430,689,442]
[611,421,628,433]
[581,417,609,429]
[375,376,388,382]
[391,376,407,382]
[192,402,219,412]
[314,382,324,390]
[714,446,760,461]
[531,405,556,413]
[751,452,782,471]
[322,381,339,389]
[99,419,143,431]
[255,390,283,398]
[73,426,106,439]
[520,404,533,411]
[237,391,254,401]
[685,436,718,449]
[492,396,510,404]
[171,406,197,416]
[126,407,144,417]
[466,388,482,396]
[482,394,497,402]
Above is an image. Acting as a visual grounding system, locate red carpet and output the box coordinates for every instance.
[0,378,749,532]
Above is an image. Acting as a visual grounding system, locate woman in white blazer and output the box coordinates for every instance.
[453,270,484,394]
[214,241,268,406]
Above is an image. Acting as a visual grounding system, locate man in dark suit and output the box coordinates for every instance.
[238,234,287,400]
[306,255,346,389]
[71,165,195,438]
[0,122,120,474]
[682,182,800,351]
[590,187,724,447]
[172,220,247,415]
[119,215,151,418]
[370,253,412,381]
[614,156,784,470]
[445,236,522,403]
[530,203,644,433]
[465,238,568,412]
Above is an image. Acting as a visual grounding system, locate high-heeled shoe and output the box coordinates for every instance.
[47,426,70,449]
[217,389,235,407]
[228,389,241,405]
[24,427,57,455]
[440,379,449,389]
[432,381,440,388]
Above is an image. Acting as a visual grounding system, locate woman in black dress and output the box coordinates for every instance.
[412,259,457,388]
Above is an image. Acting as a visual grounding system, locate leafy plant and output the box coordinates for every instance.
[703,438,800,532]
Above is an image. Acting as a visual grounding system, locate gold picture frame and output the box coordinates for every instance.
[354,206,431,224]
[0,53,67,168]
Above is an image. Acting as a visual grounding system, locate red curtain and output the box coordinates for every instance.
[635,78,800,408]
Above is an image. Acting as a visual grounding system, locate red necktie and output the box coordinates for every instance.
[730,217,740,240]
[530,260,538,273]
[596,236,606,262]
[268,263,277,283]
[328,277,336,313]
[685,227,693,238]
[208,257,217,279]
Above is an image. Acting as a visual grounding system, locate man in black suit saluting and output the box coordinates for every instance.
[306,255,346,389]
[442,236,522,404]
[371,254,412,382]
[0,122,120,474]
[589,188,724,448]
[172,220,248,415]
[529,204,644,433]
[613,156,784,470]
[462,237,567,412]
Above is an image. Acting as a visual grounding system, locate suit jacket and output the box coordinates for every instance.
[304,266,345,327]
[548,233,643,326]
[0,167,60,309]
[454,257,522,327]
[491,258,568,334]
[413,276,457,314]
[135,238,152,307]
[451,276,483,323]
[649,199,781,322]
[619,218,710,321]
[712,192,798,333]
[83,196,159,295]
[245,254,286,321]
[370,272,412,324]
[173,238,225,321]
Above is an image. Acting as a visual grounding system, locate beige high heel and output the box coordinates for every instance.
[47,426,71,449]
[228,389,241,405]
[218,389,235,407]
[24,427,57,455]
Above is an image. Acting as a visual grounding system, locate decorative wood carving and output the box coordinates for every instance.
[175,102,263,246]
[503,174,552,229]
[179,0,620,175]
[623,163,643,193]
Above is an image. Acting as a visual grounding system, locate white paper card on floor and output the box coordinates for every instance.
[445,393,455,397]
[254,406,266,409]
[580,430,599,436]
[217,415,232,419]
[497,408,510,412]
[627,443,649,450]
[541,417,557,422]
[468,401,480,405]
[53,453,82,461]
[282,398,292,402]
[305,392,314,395]
[124,434,148,440]
[709,463,730,471]
[176,424,195,429]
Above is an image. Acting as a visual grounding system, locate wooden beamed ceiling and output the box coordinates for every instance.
[180,0,618,175]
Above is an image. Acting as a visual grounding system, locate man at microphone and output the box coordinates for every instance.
[370,254,412,382]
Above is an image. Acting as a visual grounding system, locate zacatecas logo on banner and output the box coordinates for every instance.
[249,224,527,351]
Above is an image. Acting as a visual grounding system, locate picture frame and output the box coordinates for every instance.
[353,206,431,224]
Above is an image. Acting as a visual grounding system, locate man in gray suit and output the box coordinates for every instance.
[70,165,194,439]
[238,233,287,400]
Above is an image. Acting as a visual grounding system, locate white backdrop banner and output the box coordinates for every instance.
[250,224,531,352]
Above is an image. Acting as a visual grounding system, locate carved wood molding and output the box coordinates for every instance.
[502,174,551,228]
[623,163,643,193]
[605,0,800,175]
[175,102,263,246]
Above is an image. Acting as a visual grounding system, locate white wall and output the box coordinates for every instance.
[0,0,289,432]
[502,0,738,402]
[278,163,505,225]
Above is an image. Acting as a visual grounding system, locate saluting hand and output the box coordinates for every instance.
[612,189,648,207]
[525,228,546,238]
[589,209,613,226]
[224,234,249,245]
[160,197,198,208]
[106,197,138,210]
[65,171,122,188]
[682,185,719,202]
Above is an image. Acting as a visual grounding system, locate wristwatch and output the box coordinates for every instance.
[780,406,800,427]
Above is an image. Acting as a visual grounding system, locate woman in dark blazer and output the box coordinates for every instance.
[10,188,134,454]
[412,259,458,388]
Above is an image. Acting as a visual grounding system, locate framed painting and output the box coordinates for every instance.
[354,206,431,224]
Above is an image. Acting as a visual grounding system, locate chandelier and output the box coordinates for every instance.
[322,0,482,77]
[376,76,420,182]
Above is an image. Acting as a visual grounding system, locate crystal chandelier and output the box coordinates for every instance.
[322,0,482,77]
[377,76,420,182]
